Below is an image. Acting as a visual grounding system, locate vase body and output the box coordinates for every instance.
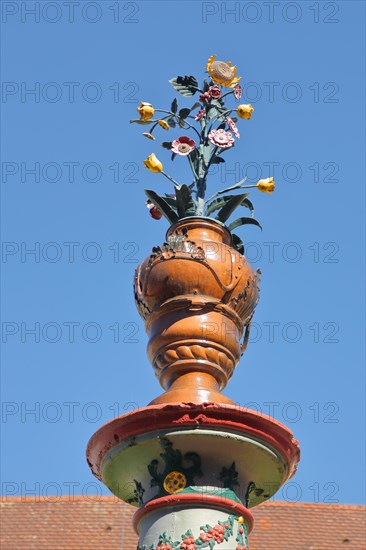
[134,217,260,404]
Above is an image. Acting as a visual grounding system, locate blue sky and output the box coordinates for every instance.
[1,0,365,506]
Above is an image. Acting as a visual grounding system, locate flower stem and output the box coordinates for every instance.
[221,90,235,100]
[203,146,219,179]
[161,170,181,189]
[204,180,255,204]
[155,109,201,139]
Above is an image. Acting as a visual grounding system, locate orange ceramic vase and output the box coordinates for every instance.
[134,217,261,405]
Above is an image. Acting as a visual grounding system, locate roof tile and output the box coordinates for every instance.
[1,497,365,549]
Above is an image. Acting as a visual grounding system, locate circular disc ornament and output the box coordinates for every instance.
[163,471,187,494]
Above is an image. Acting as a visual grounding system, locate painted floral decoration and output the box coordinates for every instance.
[130,55,277,254]
[137,514,249,549]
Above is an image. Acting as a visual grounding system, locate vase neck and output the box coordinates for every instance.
[166,218,231,245]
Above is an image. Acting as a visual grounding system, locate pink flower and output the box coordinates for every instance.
[226,116,240,138]
[208,85,222,99]
[234,84,242,100]
[208,128,235,149]
[199,91,211,103]
[147,203,162,220]
[171,136,196,156]
[156,545,173,550]
[195,109,205,121]
[199,532,211,542]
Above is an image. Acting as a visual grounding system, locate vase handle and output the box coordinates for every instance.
[241,315,253,356]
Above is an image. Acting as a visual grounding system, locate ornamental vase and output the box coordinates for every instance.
[133,217,260,404]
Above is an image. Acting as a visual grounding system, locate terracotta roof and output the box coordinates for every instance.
[1,496,365,549]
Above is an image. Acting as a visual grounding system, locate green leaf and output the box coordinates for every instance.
[241,198,254,216]
[130,119,153,125]
[206,194,248,216]
[163,196,177,209]
[178,108,191,119]
[190,102,201,111]
[206,104,220,122]
[169,76,199,97]
[228,217,262,231]
[171,98,178,113]
[161,141,172,149]
[167,117,176,128]
[175,184,196,217]
[144,190,179,224]
[210,99,226,119]
[210,156,225,165]
[215,193,249,224]
[189,147,199,166]
[231,233,244,254]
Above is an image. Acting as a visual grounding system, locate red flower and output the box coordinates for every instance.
[180,536,196,550]
[171,136,196,156]
[199,532,211,542]
[156,544,173,550]
[208,85,222,99]
[208,525,225,543]
[200,86,222,102]
[146,203,162,220]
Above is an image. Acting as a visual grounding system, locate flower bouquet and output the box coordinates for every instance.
[131,55,275,254]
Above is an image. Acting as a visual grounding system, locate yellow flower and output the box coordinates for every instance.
[257,177,275,194]
[206,55,241,88]
[237,104,254,120]
[144,153,163,173]
[158,119,169,130]
[237,516,245,525]
[142,132,155,140]
[137,101,154,121]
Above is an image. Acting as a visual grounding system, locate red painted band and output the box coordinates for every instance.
[132,493,254,534]
[87,403,300,481]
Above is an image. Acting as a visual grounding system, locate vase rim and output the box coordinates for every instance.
[166,216,231,240]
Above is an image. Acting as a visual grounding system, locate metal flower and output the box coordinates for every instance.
[137,101,154,121]
[158,120,169,130]
[195,109,205,121]
[144,153,163,173]
[208,128,235,148]
[257,177,275,193]
[171,136,196,156]
[206,55,241,88]
[234,84,243,100]
[226,116,240,138]
[146,202,163,219]
[237,104,254,120]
